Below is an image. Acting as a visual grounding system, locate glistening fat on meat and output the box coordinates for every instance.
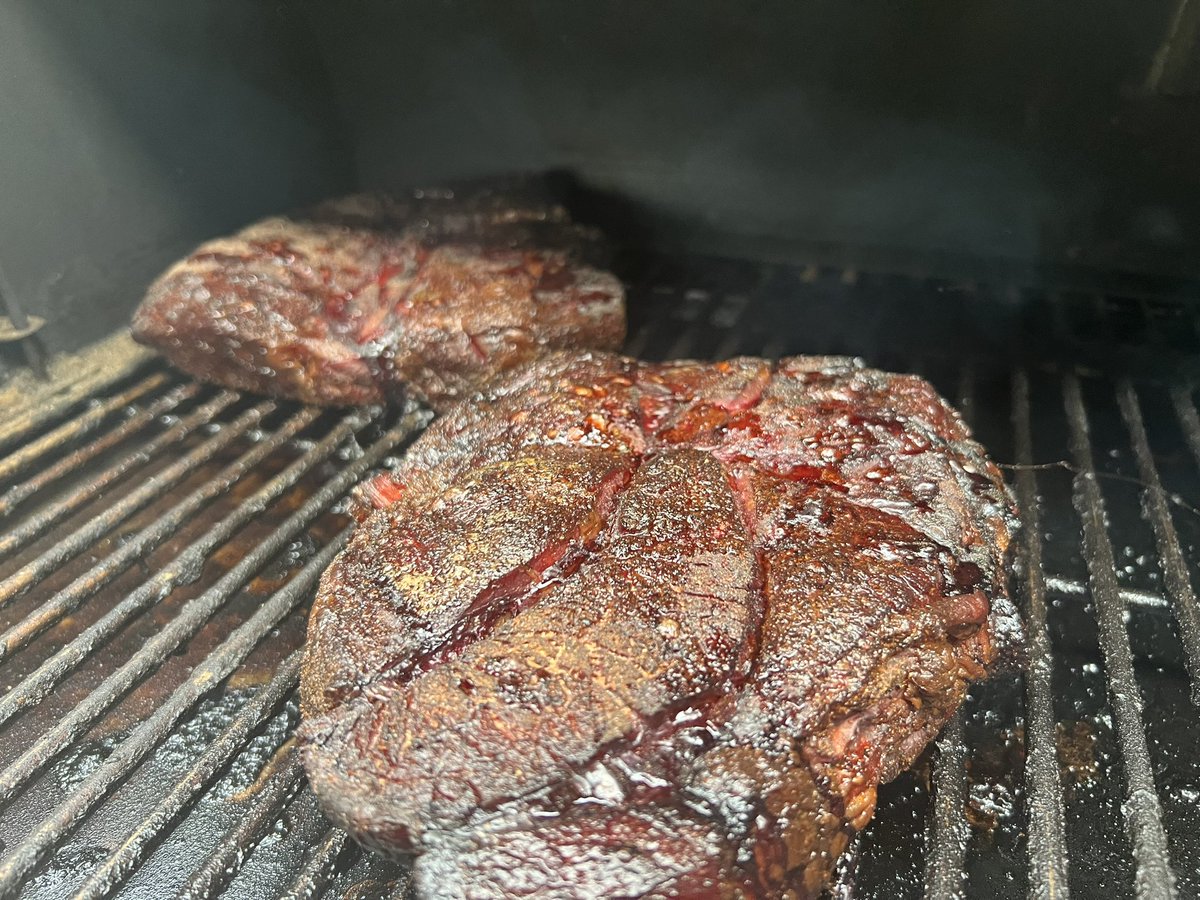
[299,351,1021,899]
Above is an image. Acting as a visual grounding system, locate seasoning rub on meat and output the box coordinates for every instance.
[131,183,625,412]
[299,351,1020,899]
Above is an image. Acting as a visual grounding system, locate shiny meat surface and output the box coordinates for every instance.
[130,184,625,412]
[299,351,1020,898]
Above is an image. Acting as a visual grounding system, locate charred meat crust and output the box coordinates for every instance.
[299,351,1020,898]
[130,185,625,412]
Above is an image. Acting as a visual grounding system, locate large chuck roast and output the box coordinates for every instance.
[299,351,1020,898]
[130,182,625,412]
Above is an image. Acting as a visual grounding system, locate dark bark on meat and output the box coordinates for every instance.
[130,181,625,412]
[299,351,1020,898]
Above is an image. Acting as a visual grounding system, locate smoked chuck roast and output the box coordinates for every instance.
[130,182,625,412]
[299,351,1020,898]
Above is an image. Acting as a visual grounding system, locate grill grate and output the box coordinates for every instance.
[0,253,1198,898]
[1011,371,1071,900]
[1063,374,1175,898]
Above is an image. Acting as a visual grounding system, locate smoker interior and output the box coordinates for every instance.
[3,4,1200,898]
[5,2,1200,365]
[0,252,1196,899]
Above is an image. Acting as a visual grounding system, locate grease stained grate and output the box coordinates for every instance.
[0,252,1198,899]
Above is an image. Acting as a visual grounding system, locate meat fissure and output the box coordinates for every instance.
[299,351,1019,898]
[348,459,643,705]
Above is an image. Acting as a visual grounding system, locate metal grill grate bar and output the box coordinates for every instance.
[712,280,769,361]
[0,371,172,485]
[281,827,354,900]
[1063,372,1176,899]
[0,381,199,519]
[924,365,977,900]
[0,533,350,896]
[925,711,969,900]
[621,289,673,359]
[1045,576,1170,611]
[0,392,252,599]
[709,294,752,361]
[0,337,155,452]
[1169,385,1200,471]
[0,389,237,562]
[662,289,722,360]
[1013,369,1071,900]
[0,414,422,806]
[0,405,324,664]
[181,748,307,900]
[72,653,303,900]
[1116,379,1200,703]
[0,408,350,724]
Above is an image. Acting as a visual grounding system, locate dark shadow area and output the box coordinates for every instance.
[4,1,1200,360]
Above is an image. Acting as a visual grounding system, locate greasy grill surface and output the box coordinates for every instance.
[0,252,1197,899]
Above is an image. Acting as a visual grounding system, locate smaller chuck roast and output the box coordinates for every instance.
[131,181,625,412]
[299,351,1021,898]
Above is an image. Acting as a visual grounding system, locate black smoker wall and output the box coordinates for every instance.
[1,1,1198,357]
[304,2,1200,275]
[0,2,352,359]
